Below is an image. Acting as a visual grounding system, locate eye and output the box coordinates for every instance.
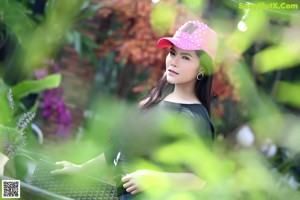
[182,56,190,60]
[169,51,175,56]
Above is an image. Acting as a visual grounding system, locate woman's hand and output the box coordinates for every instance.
[122,170,206,194]
[121,170,155,194]
[51,161,83,175]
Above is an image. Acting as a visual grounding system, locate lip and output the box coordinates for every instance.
[168,69,179,76]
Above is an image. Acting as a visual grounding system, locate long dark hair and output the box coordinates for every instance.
[139,50,214,115]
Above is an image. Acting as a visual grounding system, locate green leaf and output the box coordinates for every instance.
[150,3,177,35]
[76,4,101,20]
[227,10,267,54]
[12,74,62,99]
[275,81,300,107]
[74,31,82,54]
[0,79,12,124]
[254,44,300,73]
[81,35,99,49]
[0,79,9,94]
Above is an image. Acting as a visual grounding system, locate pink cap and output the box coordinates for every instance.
[157,21,218,59]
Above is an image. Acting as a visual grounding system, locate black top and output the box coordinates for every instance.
[104,100,214,196]
[158,100,214,140]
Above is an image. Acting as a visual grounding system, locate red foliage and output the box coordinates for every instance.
[97,1,165,69]
[95,0,170,94]
[212,67,240,102]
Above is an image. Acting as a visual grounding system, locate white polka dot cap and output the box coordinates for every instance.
[157,21,218,59]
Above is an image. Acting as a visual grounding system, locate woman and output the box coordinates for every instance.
[52,20,218,200]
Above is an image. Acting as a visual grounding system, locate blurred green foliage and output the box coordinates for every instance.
[0,74,61,124]
[150,2,177,34]
[0,0,86,83]
[0,0,88,180]
[254,44,300,73]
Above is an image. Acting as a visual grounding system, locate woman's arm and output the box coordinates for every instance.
[121,170,206,194]
[51,153,107,175]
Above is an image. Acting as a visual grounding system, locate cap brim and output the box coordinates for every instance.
[157,37,173,48]
[157,37,200,50]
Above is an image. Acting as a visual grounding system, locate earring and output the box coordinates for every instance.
[197,72,204,80]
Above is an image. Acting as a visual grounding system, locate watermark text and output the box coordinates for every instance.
[239,2,299,10]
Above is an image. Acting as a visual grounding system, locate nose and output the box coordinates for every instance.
[170,56,179,67]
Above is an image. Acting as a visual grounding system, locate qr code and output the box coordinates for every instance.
[2,180,20,198]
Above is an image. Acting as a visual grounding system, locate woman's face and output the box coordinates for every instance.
[165,46,200,85]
